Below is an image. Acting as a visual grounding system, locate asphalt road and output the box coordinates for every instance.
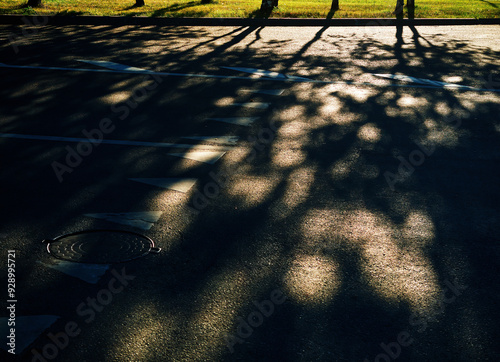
[0,24,499,361]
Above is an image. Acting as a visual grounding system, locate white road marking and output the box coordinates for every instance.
[1,63,496,92]
[0,133,230,151]
[169,149,226,164]
[84,211,162,230]
[221,66,311,81]
[372,73,482,90]
[129,178,197,192]
[182,136,239,145]
[77,59,148,72]
[242,89,285,96]
[207,117,259,127]
[0,62,283,81]
[0,315,59,354]
[230,102,270,109]
[37,260,109,284]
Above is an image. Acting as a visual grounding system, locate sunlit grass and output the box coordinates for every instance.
[0,0,499,18]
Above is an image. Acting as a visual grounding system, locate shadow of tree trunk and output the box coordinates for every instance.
[27,0,42,7]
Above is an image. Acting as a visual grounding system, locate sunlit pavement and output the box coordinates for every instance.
[0,24,499,361]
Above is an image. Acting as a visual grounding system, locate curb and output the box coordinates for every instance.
[0,15,499,27]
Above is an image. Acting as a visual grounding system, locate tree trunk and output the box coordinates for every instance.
[27,0,42,6]
[407,0,415,19]
[260,0,278,12]
[135,0,145,6]
[394,0,404,16]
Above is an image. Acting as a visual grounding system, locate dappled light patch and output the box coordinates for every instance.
[360,238,441,312]
[357,123,382,143]
[277,120,311,139]
[271,145,307,168]
[401,211,435,246]
[100,90,131,105]
[227,176,278,208]
[276,104,306,122]
[384,105,400,117]
[423,121,462,148]
[289,82,316,101]
[442,75,464,84]
[284,254,341,306]
[396,95,429,108]
[337,210,442,312]
[339,86,378,103]
[300,208,441,312]
[214,96,237,106]
[270,166,315,219]
[318,97,342,117]
[376,89,397,106]
[108,303,176,361]
[434,101,453,116]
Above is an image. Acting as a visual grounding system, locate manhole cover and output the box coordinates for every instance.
[43,229,161,264]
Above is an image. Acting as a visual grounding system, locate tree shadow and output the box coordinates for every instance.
[151,1,205,16]
[479,0,498,8]
[1,22,499,362]
[123,4,145,11]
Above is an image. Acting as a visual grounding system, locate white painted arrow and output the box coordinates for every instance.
[129,178,197,192]
[84,211,162,230]
[372,73,481,90]
[207,117,259,127]
[0,315,59,354]
[37,260,109,284]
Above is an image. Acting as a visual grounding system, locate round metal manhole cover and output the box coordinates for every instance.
[43,229,161,264]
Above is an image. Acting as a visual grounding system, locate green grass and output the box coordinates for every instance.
[1,0,499,18]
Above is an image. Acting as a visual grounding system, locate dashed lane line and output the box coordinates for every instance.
[0,315,60,355]
[129,178,197,192]
[207,117,259,127]
[84,211,163,230]
[37,260,110,284]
